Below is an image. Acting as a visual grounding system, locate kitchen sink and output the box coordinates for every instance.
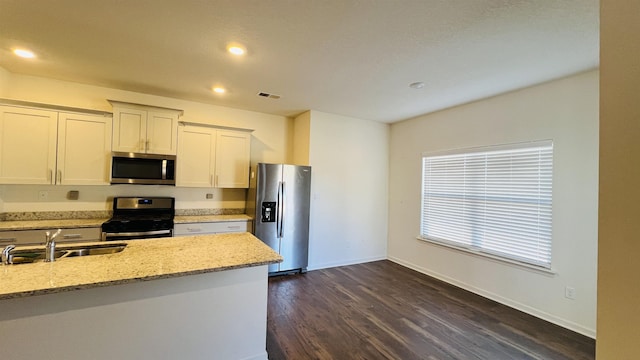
[63,244,127,257]
[7,250,68,264]
[2,243,127,265]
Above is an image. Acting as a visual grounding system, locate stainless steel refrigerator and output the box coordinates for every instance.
[247,163,311,274]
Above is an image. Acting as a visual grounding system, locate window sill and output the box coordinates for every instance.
[416,236,557,276]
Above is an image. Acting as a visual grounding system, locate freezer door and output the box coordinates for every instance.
[254,163,283,273]
[279,165,311,272]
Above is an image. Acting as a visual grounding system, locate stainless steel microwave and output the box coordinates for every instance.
[111,152,176,185]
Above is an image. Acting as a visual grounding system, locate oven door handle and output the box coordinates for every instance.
[102,229,172,240]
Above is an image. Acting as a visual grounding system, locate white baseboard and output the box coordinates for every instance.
[387,256,596,339]
[308,255,386,271]
[241,352,268,360]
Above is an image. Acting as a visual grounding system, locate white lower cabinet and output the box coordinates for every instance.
[0,227,102,246]
[174,221,251,236]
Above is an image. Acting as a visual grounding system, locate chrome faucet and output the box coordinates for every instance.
[45,229,62,262]
[2,244,16,265]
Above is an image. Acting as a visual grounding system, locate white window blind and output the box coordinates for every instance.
[420,141,553,268]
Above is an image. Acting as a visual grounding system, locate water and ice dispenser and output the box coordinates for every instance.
[261,202,276,222]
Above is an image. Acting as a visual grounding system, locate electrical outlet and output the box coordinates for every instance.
[206,193,214,199]
[38,191,48,201]
[565,286,576,300]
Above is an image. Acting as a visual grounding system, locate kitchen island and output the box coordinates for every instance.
[0,233,282,360]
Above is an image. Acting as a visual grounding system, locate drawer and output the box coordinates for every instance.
[174,221,251,236]
[0,227,102,246]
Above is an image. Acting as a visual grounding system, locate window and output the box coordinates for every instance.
[420,141,553,269]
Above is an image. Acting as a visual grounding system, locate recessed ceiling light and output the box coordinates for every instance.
[13,48,36,59]
[409,82,425,89]
[213,87,226,94]
[227,43,246,56]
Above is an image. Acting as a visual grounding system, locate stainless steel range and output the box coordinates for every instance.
[101,197,175,241]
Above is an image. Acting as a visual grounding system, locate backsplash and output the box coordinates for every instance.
[0,208,245,221]
[0,211,111,221]
[175,208,245,216]
[0,185,248,214]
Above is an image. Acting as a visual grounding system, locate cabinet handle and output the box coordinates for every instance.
[0,238,17,244]
[62,234,82,239]
[226,225,241,230]
[187,227,202,233]
[210,175,214,186]
[146,140,150,151]
[57,170,62,183]
[49,169,53,183]
[215,175,219,187]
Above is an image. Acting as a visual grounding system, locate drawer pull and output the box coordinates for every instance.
[63,234,83,239]
[0,238,17,244]
[227,226,241,229]
[187,228,203,233]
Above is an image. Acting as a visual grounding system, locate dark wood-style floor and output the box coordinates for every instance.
[266,260,595,360]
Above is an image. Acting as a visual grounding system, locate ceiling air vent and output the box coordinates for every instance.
[257,92,281,100]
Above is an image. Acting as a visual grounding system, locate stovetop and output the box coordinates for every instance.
[102,197,175,233]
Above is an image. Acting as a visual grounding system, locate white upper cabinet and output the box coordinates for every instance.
[215,130,251,188]
[146,111,179,154]
[57,112,112,185]
[112,107,145,153]
[177,124,252,188]
[0,104,112,185]
[110,101,182,155]
[176,125,216,187]
[0,106,57,184]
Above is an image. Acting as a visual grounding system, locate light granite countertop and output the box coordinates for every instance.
[0,232,282,300]
[0,214,253,231]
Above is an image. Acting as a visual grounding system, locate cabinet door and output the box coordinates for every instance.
[57,113,112,185]
[176,126,216,187]
[0,227,101,245]
[174,221,251,236]
[215,130,251,188]
[112,107,146,153]
[0,106,57,184]
[146,111,178,155]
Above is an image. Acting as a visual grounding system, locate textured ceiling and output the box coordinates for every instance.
[0,0,599,123]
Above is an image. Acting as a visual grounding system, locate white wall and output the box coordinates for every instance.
[307,110,389,270]
[0,67,9,210]
[0,67,10,97]
[0,71,290,212]
[388,70,599,337]
[292,111,311,165]
[597,1,640,357]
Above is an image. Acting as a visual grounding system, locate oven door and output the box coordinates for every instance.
[102,229,173,241]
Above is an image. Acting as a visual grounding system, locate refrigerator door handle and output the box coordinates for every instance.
[276,181,283,238]
[280,181,286,239]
